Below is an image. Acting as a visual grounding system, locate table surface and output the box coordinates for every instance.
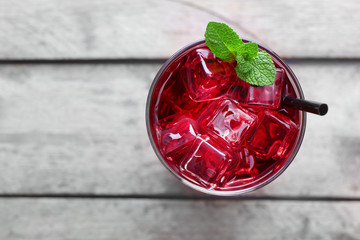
[1,0,360,239]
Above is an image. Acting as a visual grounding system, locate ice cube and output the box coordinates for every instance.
[232,68,285,109]
[157,112,198,163]
[183,48,237,102]
[180,135,234,189]
[199,98,258,147]
[223,148,258,188]
[247,110,299,160]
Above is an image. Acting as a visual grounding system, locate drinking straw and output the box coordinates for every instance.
[282,96,328,116]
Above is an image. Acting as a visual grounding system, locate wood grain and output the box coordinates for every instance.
[0,62,359,196]
[1,199,359,240]
[0,0,359,59]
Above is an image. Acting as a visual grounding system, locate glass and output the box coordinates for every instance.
[146,40,306,196]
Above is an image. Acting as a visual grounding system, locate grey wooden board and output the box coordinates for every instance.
[1,199,360,240]
[0,62,359,196]
[0,0,360,59]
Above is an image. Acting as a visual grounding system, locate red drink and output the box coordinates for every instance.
[146,41,306,195]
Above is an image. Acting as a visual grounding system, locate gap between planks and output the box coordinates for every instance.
[0,58,360,65]
[0,194,360,202]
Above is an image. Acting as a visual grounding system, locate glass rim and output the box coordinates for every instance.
[146,39,307,196]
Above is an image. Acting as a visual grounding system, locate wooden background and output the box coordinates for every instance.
[1,0,360,239]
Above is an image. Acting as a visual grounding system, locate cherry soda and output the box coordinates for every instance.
[146,41,306,195]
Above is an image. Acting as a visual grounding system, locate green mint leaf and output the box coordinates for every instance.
[236,51,276,86]
[235,52,252,74]
[238,42,258,59]
[204,22,276,86]
[204,22,243,63]
[235,43,259,74]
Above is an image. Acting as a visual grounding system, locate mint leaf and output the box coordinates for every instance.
[238,42,258,59]
[204,22,243,63]
[204,22,276,86]
[235,43,259,74]
[235,52,252,74]
[236,52,276,86]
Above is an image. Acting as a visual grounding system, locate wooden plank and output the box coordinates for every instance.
[1,199,359,239]
[0,62,359,196]
[0,0,359,59]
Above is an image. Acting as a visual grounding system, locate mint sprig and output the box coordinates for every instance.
[204,22,243,63]
[204,22,276,86]
[236,52,276,86]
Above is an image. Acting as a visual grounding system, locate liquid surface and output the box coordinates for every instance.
[149,42,301,191]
